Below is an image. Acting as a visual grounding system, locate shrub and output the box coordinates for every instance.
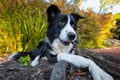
[77,11,113,48]
[110,19,120,40]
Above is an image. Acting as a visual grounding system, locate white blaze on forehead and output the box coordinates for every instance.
[60,15,77,41]
[66,15,76,32]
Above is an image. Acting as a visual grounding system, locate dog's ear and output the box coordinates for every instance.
[47,4,61,23]
[70,13,84,23]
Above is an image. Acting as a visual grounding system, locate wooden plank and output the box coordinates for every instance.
[50,60,68,80]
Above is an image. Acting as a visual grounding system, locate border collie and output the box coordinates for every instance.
[9,4,113,80]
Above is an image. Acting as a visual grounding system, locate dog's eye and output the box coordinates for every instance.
[59,21,65,25]
[71,24,76,29]
[71,24,75,27]
[70,21,76,30]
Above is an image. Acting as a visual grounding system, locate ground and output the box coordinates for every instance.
[0,60,54,80]
[0,47,120,80]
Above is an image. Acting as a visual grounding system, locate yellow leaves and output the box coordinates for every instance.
[113,13,120,20]
[54,0,66,8]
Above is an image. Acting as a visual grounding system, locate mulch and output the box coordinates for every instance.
[0,60,92,80]
[0,60,54,80]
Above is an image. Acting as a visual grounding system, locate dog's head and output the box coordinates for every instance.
[46,5,84,46]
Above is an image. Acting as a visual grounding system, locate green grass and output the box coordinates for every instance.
[0,0,47,56]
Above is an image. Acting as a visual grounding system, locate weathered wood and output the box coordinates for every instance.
[79,49,120,78]
[50,61,68,80]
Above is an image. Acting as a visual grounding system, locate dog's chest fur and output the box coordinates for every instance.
[50,39,73,55]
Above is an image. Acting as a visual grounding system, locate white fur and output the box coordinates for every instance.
[41,56,48,61]
[60,15,77,42]
[50,39,73,55]
[8,52,19,60]
[57,53,113,80]
[31,55,40,66]
[71,50,75,54]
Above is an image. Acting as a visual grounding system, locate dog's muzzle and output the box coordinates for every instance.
[60,32,77,46]
[60,39,70,46]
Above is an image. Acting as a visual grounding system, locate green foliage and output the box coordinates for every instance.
[110,13,120,40]
[78,16,103,48]
[77,11,113,48]
[110,19,120,39]
[113,13,120,19]
[0,0,47,54]
[18,55,31,66]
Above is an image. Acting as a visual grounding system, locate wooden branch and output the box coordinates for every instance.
[79,49,120,78]
[50,60,68,80]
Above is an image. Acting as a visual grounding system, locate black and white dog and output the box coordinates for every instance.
[9,5,113,80]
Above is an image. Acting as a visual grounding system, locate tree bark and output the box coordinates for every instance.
[79,49,120,78]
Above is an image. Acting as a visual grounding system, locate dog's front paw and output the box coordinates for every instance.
[89,61,113,80]
[100,71,113,80]
[91,67,113,80]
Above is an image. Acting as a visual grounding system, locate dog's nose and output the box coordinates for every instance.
[67,32,76,41]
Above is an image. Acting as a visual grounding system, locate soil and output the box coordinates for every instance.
[0,47,120,80]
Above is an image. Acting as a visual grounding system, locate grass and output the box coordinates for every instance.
[0,0,47,56]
